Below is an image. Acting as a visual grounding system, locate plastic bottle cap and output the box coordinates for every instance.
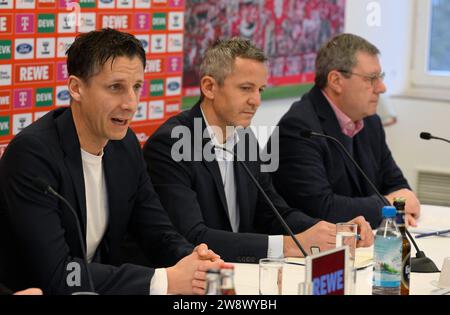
[382,206,397,218]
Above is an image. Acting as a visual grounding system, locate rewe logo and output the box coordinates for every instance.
[15,14,35,33]
[152,0,167,5]
[166,102,180,113]
[145,59,162,74]
[38,0,56,9]
[15,63,53,84]
[0,96,9,106]
[101,14,131,30]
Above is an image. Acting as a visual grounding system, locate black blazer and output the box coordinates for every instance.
[0,107,193,294]
[271,85,410,228]
[143,103,319,263]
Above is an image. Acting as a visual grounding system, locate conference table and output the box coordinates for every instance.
[233,205,450,295]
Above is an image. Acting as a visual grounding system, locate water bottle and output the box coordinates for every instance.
[372,206,402,295]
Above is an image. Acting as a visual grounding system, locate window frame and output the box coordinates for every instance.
[411,0,450,91]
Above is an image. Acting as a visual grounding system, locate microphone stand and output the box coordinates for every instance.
[303,131,439,273]
[212,144,308,257]
[32,178,97,293]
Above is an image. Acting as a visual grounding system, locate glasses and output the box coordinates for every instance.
[338,70,385,87]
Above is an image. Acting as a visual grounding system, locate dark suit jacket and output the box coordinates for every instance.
[0,107,193,294]
[143,103,319,263]
[271,85,410,228]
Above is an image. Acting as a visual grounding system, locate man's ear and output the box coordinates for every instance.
[68,75,84,102]
[327,70,344,94]
[200,76,217,101]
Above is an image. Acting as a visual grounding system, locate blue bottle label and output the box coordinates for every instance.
[373,237,402,287]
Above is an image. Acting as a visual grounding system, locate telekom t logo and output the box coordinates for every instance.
[19,91,28,107]
[171,58,179,71]
[16,14,34,33]
[21,16,29,31]
[13,89,32,109]
[138,15,147,29]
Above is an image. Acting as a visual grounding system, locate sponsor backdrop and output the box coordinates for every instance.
[0,0,185,155]
[182,0,345,104]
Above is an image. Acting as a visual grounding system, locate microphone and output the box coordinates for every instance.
[212,145,308,257]
[420,132,450,144]
[301,129,439,273]
[32,178,97,293]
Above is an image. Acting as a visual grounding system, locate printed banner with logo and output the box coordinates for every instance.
[0,0,185,155]
[183,0,345,97]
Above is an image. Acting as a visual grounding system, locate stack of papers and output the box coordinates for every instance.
[285,247,373,270]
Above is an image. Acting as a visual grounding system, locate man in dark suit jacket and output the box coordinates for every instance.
[271,33,420,228]
[0,29,221,295]
[144,38,373,263]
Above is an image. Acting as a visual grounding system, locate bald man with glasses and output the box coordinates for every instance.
[269,33,420,229]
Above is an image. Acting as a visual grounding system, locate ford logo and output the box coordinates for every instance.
[100,0,113,3]
[16,43,32,54]
[167,81,180,91]
[139,39,148,49]
[57,90,70,101]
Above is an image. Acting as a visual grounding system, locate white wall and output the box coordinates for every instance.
[252,0,450,191]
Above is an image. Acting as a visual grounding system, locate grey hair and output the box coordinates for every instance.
[315,33,380,88]
[199,37,267,86]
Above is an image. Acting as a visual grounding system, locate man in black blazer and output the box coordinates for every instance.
[271,33,420,228]
[0,29,222,295]
[144,38,373,263]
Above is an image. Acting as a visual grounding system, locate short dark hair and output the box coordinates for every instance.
[199,37,267,86]
[66,28,146,82]
[315,33,380,89]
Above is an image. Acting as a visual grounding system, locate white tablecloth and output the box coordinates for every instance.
[233,205,450,295]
